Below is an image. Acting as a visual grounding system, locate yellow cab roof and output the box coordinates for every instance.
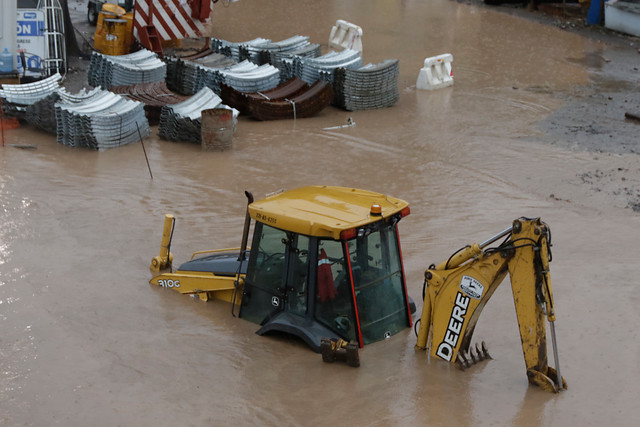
[248,185,409,239]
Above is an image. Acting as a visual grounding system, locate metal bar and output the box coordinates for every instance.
[549,320,564,391]
[136,121,153,179]
[480,226,513,249]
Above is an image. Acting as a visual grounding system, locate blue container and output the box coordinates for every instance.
[587,0,603,25]
[0,47,14,73]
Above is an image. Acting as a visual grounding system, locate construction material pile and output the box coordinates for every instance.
[220,77,333,121]
[25,87,101,134]
[269,42,322,70]
[256,38,321,70]
[0,73,62,117]
[332,59,400,111]
[210,37,271,62]
[215,60,280,94]
[158,87,238,143]
[55,89,149,149]
[281,49,362,84]
[211,35,321,69]
[164,53,279,96]
[220,77,308,115]
[165,51,236,95]
[24,92,62,133]
[88,49,167,89]
[110,81,188,124]
[248,80,333,121]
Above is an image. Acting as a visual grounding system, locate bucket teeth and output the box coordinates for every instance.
[469,347,480,365]
[456,342,491,370]
[481,341,492,360]
[455,351,469,370]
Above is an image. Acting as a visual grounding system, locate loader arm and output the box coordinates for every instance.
[415,218,567,392]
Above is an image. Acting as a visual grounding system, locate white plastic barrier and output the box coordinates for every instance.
[416,53,454,90]
[328,19,363,53]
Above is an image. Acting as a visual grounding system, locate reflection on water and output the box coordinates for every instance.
[1,0,639,425]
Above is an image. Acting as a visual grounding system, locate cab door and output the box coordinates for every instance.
[240,222,309,324]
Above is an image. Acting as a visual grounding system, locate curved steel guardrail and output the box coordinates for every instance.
[0,73,63,105]
[54,89,149,149]
[333,59,400,111]
[88,49,167,89]
[158,87,238,143]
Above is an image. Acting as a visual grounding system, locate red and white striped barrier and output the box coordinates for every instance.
[133,0,213,42]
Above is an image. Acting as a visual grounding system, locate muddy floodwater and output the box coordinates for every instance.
[2,0,640,425]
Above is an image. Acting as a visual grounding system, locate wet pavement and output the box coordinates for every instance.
[1,0,640,425]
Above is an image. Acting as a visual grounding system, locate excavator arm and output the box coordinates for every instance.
[415,218,567,392]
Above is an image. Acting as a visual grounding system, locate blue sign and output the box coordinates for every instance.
[16,9,46,77]
[17,20,44,37]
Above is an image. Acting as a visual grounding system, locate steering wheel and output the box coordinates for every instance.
[257,252,286,270]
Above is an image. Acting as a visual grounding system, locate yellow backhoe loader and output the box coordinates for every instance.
[149,185,566,392]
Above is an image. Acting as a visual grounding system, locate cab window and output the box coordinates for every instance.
[349,222,408,344]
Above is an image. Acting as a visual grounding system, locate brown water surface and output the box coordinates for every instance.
[2,0,639,425]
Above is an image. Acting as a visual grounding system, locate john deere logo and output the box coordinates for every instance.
[460,275,484,299]
[271,296,280,307]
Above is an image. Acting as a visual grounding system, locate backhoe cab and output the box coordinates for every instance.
[150,186,415,352]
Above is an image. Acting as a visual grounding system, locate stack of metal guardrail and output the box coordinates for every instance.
[164,53,279,96]
[25,93,61,133]
[248,80,334,121]
[110,81,188,125]
[220,77,309,115]
[332,59,400,111]
[180,60,280,96]
[210,36,319,65]
[25,87,102,134]
[252,36,317,66]
[158,87,238,143]
[268,42,321,73]
[211,37,271,62]
[55,89,149,150]
[281,49,362,84]
[0,73,62,117]
[165,51,237,95]
[164,55,182,91]
[210,36,321,81]
[213,60,280,94]
[88,49,167,89]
